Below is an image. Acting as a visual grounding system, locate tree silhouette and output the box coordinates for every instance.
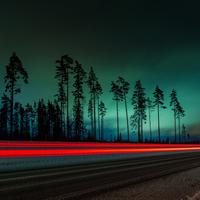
[99,101,107,141]
[53,101,62,140]
[88,99,93,140]
[55,81,66,137]
[117,77,130,142]
[37,99,47,140]
[45,101,60,141]
[170,89,178,143]
[0,52,190,144]
[13,102,20,139]
[19,104,25,140]
[56,55,73,139]
[31,102,37,140]
[182,124,186,143]
[87,67,98,140]
[55,55,73,139]
[110,81,123,141]
[95,81,103,140]
[131,80,146,142]
[153,85,166,143]
[176,101,185,143]
[25,104,34,140]
[72,61,86,140]
[0,94,10,139]
[4,52,28,136]
[146,97,154,142]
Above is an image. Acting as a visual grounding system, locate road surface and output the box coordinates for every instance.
[1,152,200,200]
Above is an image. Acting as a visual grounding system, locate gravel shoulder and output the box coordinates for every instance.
[84,167,200,200]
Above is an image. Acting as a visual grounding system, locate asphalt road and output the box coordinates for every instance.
[1,152,200,200]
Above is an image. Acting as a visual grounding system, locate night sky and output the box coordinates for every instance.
[0,0,200,140]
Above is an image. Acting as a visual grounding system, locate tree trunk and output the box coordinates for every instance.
[90,94,94,140]
[178,116,181,143]
[148,107,152,142]
[101,116,104,141]
[66,72,70,140]
[174,107,176,143]
[157,104,161,143]
[141,117,143,142]
[93,92,96,140]
[10,81,14,137]
[116,100,119,141]
[90,114,93,140]
[124,95,130,142]
[138,117,140,143]
[97,97,100,141]
[63,109,66,139]
[60,102,63,138]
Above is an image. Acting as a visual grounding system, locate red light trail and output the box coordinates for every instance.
[0,141,200,158]
[1,141,200,148]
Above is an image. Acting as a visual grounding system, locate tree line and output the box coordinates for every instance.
[111,79,188,143]
[0,52,190,143]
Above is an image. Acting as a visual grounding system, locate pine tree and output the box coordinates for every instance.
[99,101,107,141]
[110,81,123,141]
[31,102,37,140]
[88,99,93,140]
[56,55,73,139]
[176,101,185,143]
[4,52,28,136]
[13,102,20,139]
[153,85,166,143]
[182,124,186,143]
[87,67,97,140]
[37,99,47,140]
[55,56,69,138]
[131,80,146,142]
[95,81,103,140]
[24,104,34,140]
[19,104,25,140]
[47,101,54,139]
[170,89,178,143]
[117,77,130,142]
[0,94,10,139]
[146,97,154,142]
[53,101,62,140]
[55,81,66,136]
[72,61,86,140]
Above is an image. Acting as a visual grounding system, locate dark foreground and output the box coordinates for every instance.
[1,152,200,200]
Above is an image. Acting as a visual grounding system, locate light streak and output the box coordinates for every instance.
[0,147,200,157]
[0,141,200,148]
[0,141,200,157]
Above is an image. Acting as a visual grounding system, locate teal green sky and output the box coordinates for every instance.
[0,0,200,140]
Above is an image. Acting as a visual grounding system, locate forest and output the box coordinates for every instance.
[0,52,189,143]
